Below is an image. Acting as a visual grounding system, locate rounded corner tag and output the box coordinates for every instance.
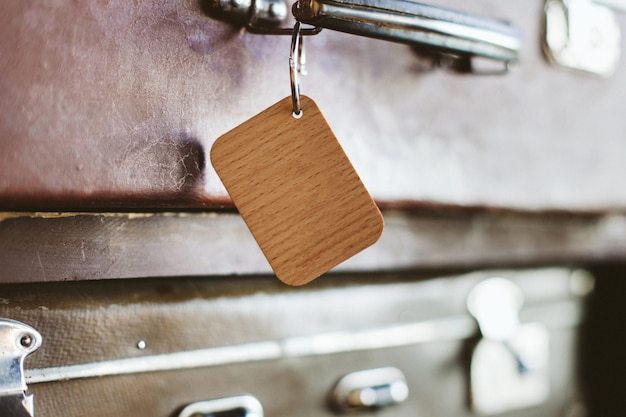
[211,97,383,286]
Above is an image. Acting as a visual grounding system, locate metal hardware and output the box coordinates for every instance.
[208,0,322,35]
[290,22,306,116]
[467,277,524,342]
[544,0,621,77]
[595,0,626,12]
[330,367,409,412]
[209,0,521,68]
[209,0,287,27]
[569,269,596,297]
[178,395,263,417]
[467,279,550,415]
[293,0,521,64]
[0,319,42,417]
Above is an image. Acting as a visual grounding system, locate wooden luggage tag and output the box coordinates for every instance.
[211,95,384,286]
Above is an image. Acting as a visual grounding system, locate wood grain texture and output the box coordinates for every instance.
[211,96,384,285]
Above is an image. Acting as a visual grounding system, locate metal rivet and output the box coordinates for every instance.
[137,340,147,350]
[20,334,33,348]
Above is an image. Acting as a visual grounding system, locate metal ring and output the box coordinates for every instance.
[290,21,303,116]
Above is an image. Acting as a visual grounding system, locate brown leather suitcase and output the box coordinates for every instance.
[2,1,626,416]
[2,0,626,213]
[1,268,592,417]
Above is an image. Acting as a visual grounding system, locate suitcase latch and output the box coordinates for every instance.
[467,278,550,415]
[544,0,622,76]
[0,319,42,417]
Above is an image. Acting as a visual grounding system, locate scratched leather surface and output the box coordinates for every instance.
[0,270,584,417]
[2,0,626,211]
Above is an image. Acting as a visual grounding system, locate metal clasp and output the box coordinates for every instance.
[544,0,622,76]
[207,0,321,34]
[467,279,550,415]
[0,319,42,417]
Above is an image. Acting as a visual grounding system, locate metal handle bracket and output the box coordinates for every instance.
[293,0,521,63]
[0,319,42,417]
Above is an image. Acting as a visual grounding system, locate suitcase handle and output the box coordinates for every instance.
[293,0,521,63]
[208,0,521,65]
[178,395,264,417]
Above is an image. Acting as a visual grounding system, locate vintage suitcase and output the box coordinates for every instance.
[0,268,593,417]
[2,0,626,212]
[2,0,626,417]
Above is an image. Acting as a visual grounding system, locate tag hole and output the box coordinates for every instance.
[292,110,303,119]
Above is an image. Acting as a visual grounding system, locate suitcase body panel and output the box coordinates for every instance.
[0,269,588,417]
[1,0,626,211]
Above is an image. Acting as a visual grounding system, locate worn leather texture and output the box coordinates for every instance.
[0,269,587,417]
[2,1,626,211]
[2,210,626,283]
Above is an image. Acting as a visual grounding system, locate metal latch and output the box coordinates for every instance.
[208,0,522,70]
[467,278,550,415]
[0,319,42,417]
[544,0,622,76]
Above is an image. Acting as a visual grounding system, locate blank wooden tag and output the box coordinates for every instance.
[211,96,384,286]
